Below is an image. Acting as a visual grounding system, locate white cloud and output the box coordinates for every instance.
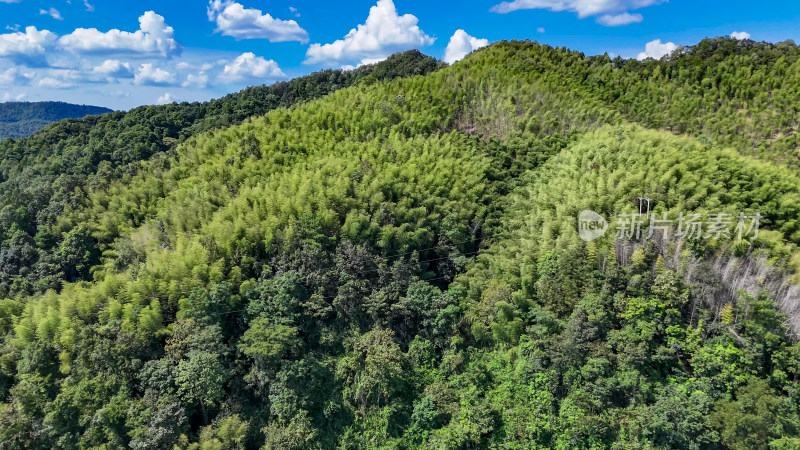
[175,61,215,71]
[0,26,57,64]
[339,57,390,71]
[218,52,285,83]
[92,59,134,78]
[0,0,22,3]
[59,11,181,57]
[490,0,663,25]
[83,0,95,12]
[444,29,489,64]
[39,8,64,21]
[0,68,17,84]
[0,67,34,85]
[157,92,178,104]
[107,89,131,98]
[637,39,677,60]
[39,77,73,89]
[207,0,309,43]
[134,63,175,85]
[42,67,114,85]
[596,12,642,26]
[361,57,386,66]
[305,0,434,66]
[730,31,751,40]
[1,92,26,102]
[491,0,662,15]
[289,6,300,17]
[182,72,209,88]
[537,27,545,33]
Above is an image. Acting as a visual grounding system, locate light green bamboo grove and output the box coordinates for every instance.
[2,37,800,448]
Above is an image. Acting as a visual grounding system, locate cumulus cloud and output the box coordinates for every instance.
[730,31,751,40]
[596,12,642,26]
[0,68,18,84]
[39,77,73,89]
[218,52,285,83]
[42,66,118,85]
[491,0,663,25]
[444,29,489,64]
[182,72,209,88]
[637,39,677,60]
[2,92,26,102]
[92,59,134,78]
[59,11,181,57]
[305,0,434,66]
[39,8,64,21]
[207,0,308,43]
[0,26,57,65]
[175,60,214,72]
[0,67,34,85]
[340,58,389,71]
[134,63,175,85]
[175,61,215,71]
[157,92,178,104]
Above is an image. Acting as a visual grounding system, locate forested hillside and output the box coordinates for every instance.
[0,50,440,296]
[0,102,113,140]
[2,37,800,448]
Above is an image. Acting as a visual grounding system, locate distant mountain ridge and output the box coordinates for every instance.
[0,101,113,139]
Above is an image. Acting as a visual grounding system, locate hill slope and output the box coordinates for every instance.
[0,50,441,294]
[1,38,800,449]
[0,102,113,139]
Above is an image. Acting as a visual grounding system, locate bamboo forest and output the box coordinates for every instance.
[2,34,800,449]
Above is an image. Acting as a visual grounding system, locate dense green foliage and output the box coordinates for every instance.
[451,126,800,448]
[2,37,800,448]
[0,102,113,140]
[596,38,800,166]
[0,50,440,296]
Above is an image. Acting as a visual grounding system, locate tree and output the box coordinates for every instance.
[337,329,408,412]
[57,226,99,281]
[710,378,798,449]
[260,410,317,450]
[238,319,301,370]
[176,351,228,425]
[187,414,249,450]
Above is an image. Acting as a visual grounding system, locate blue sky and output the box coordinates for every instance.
[1,0,799,109]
